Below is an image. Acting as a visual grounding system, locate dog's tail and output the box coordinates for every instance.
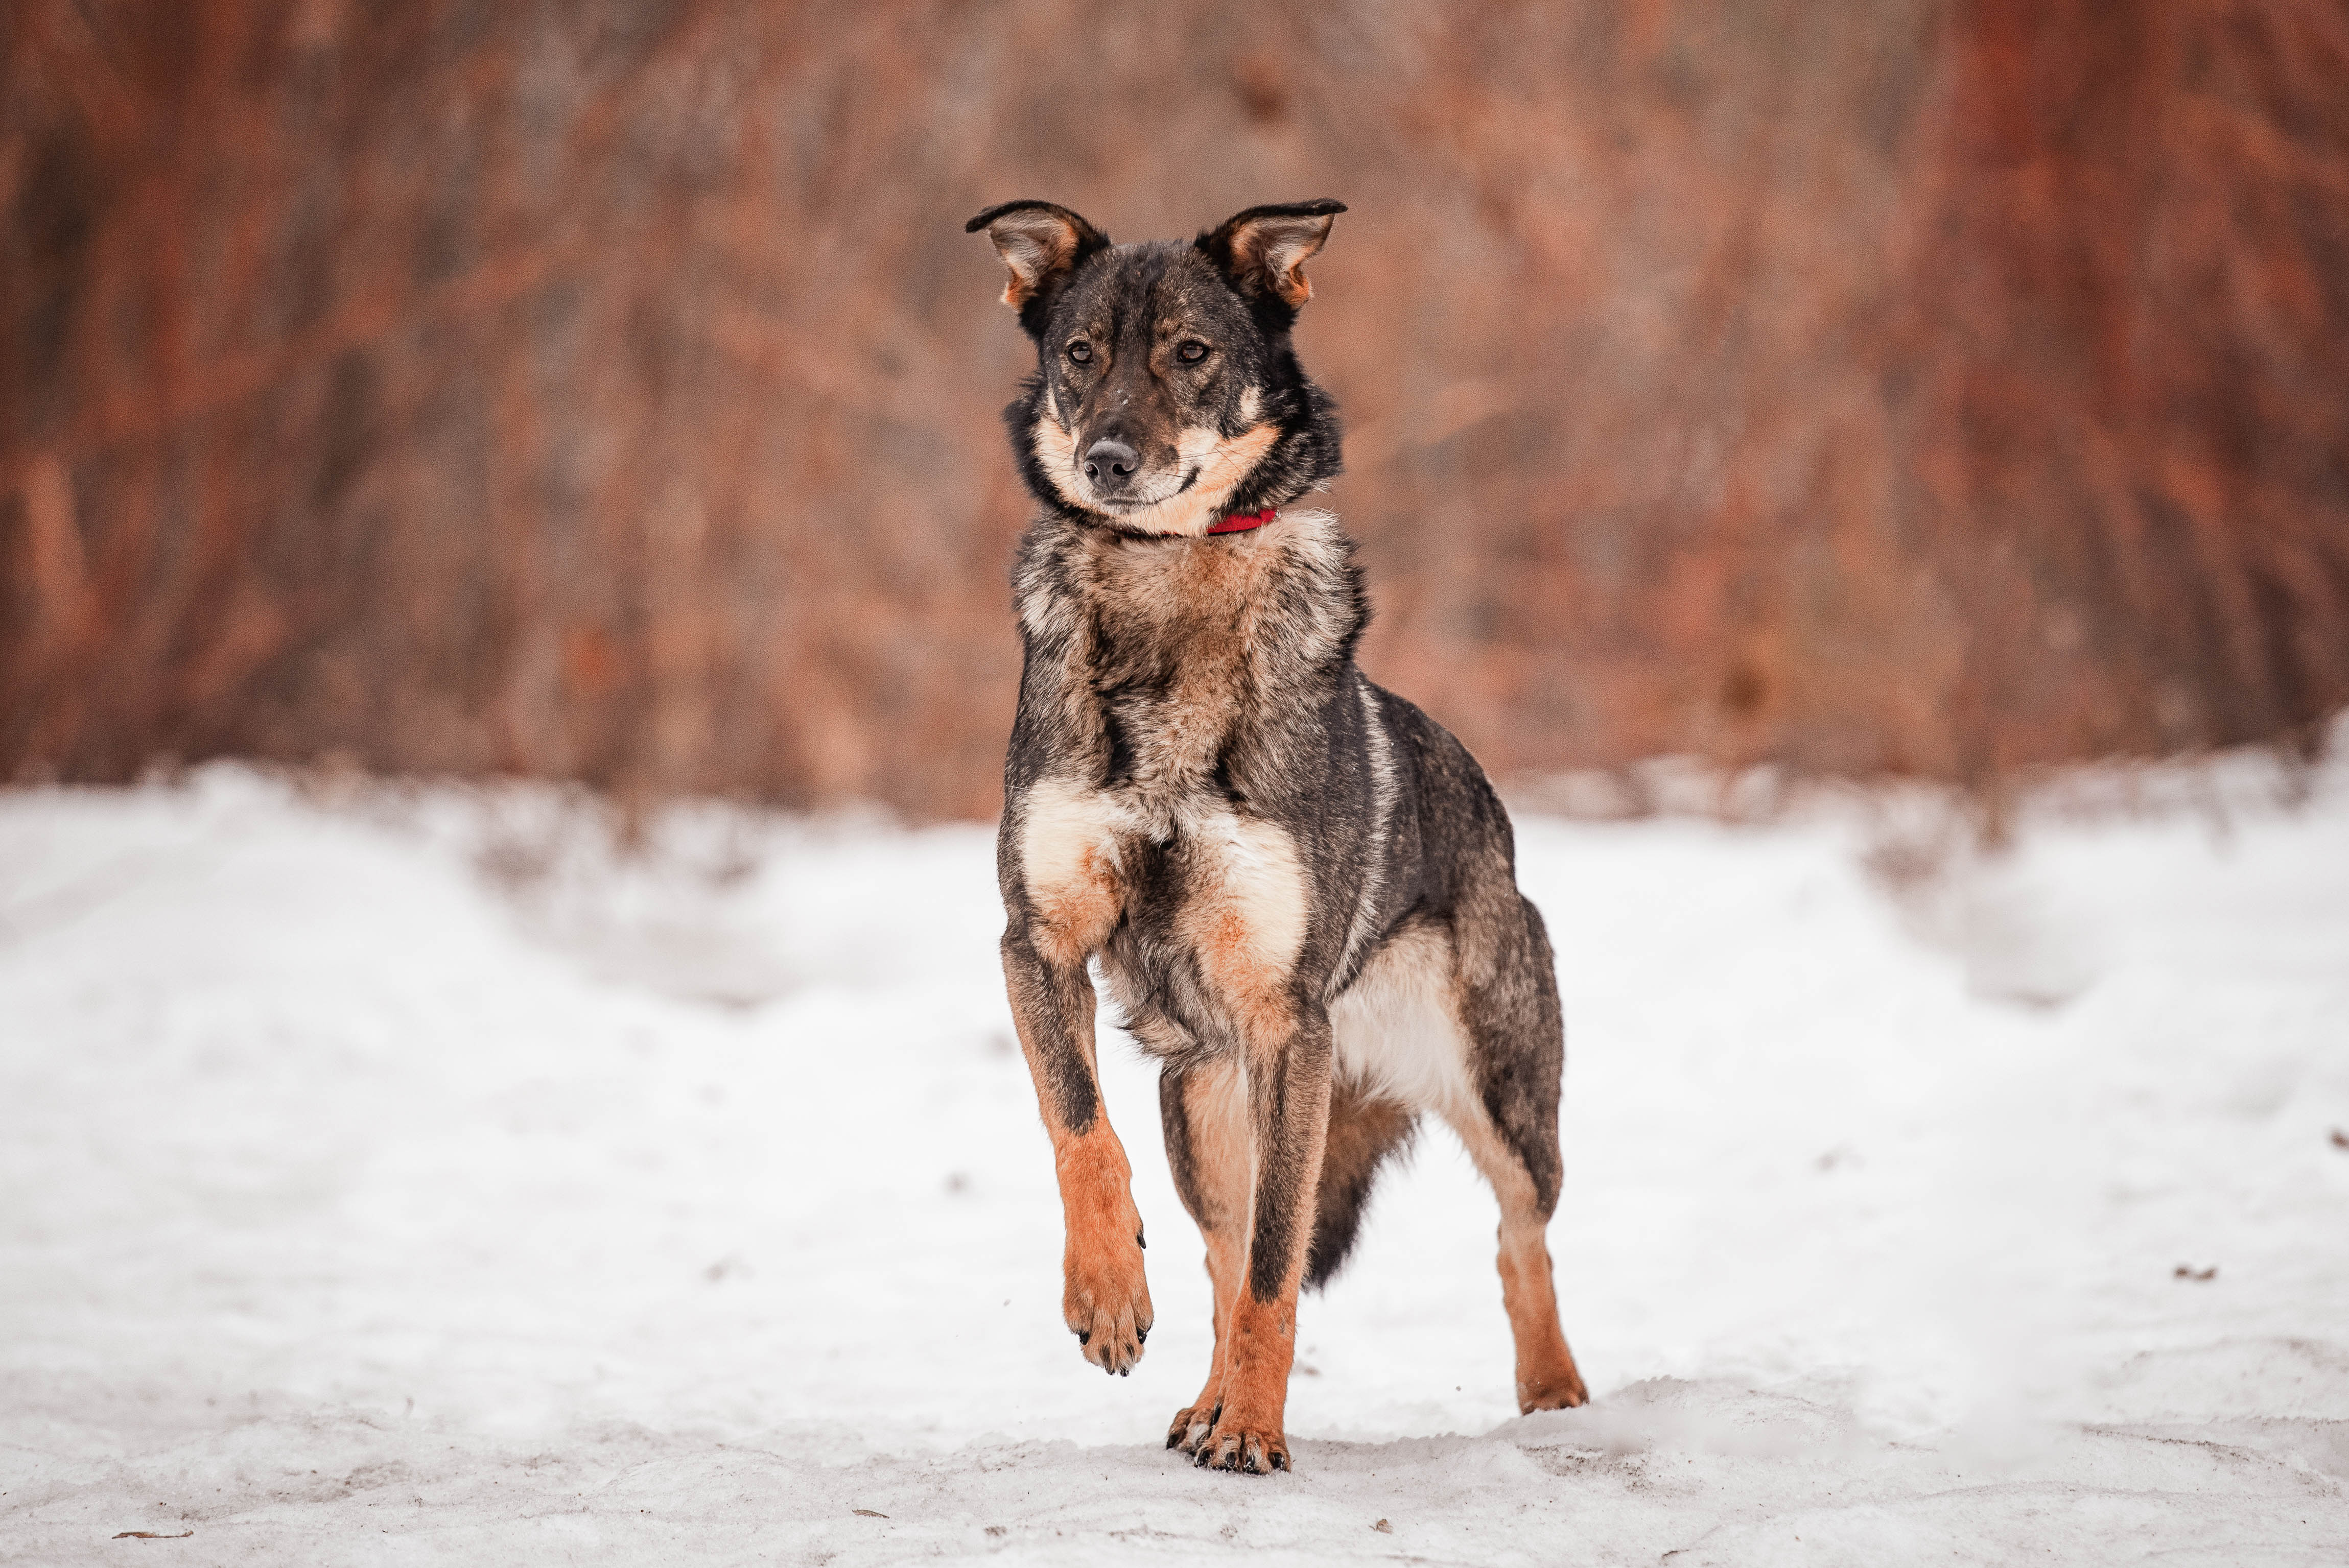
[1304,1083,1417,1290]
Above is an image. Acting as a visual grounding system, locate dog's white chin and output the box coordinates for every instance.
[1055,465,1217,537]
[1094,486,1219,537]
[1031,417,1284,538]
[1090,474,1191,515]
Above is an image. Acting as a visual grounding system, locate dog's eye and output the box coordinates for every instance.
[1177,340,1210,364]
[1066,341,1093,364]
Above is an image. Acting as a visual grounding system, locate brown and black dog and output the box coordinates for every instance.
[970,198,1588,1475]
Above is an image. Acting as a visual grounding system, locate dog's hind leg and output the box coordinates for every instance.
[1158,1052,1249,1454]
[1440,892,1589,1413]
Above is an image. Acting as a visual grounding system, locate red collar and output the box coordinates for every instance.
[1205,506,1277,535]
[1109,506,1278,541]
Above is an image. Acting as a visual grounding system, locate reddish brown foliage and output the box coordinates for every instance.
[5,1,2345,818]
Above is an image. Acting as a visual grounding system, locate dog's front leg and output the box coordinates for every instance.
[1001,928,1153,1375]
[1196,1000,1333,1473]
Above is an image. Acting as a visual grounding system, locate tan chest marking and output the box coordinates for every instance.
[1177,807,1308,1039]
[1022,782,1308,1033]
[1019,776,1136,967]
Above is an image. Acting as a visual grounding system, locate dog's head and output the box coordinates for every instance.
[967,199,1346,537]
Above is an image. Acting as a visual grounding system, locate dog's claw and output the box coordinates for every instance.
[1180,1410,1288,1477]
[1169,1410,1209,1455]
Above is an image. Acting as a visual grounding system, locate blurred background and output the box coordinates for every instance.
[6,0,2346,822]
[8,11,2349,1555]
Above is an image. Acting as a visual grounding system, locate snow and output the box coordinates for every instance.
[3,755,2346,1565]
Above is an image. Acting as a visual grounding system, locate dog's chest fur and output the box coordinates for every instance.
[1016,512,1358,830]
[1007,511,1371,1040]
[1079,532,1273,823]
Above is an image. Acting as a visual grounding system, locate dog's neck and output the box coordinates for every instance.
[1038,505,1359,671]
[1015,506,1366,821]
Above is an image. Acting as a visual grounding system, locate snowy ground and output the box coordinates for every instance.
[3,753,2346,1565]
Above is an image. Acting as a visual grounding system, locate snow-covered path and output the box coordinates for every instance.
[3,765,2345,1565]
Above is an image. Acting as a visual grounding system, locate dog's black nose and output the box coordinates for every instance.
[1083,438,1139,491]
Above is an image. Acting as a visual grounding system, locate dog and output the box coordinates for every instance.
[969,197,1589,1475]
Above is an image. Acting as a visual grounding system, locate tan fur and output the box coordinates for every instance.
[1229,222,1329,307]
[1196,1041,1332,1471]
[1022,510,1354,737]
[1053,1121,1154,1376]
[1171,1044,1325,1473]
[1031,417,1283,537]
[1019,775,1134,966]
[1441,1101,1588,1412]
[1117,423,1282,536]
[1030,410,1088,512]
[1326,919,1585,1413]
[985,208,1088,309]
[1167,1058,1251,1454]
[1176,809,1307,1039]
[1079,507,1281,629]
[1067,528,1281,836]
[1024,778,1305,1043]
[1201,1268,1301,1471]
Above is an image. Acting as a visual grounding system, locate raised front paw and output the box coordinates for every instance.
[1064,1227,1153,1375]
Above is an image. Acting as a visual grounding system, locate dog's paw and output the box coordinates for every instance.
[1517,1364,1589,1412]
[1063,1229,1152,1375]
[1193,1417,1290,1475]
[1166,1399,1217,1454]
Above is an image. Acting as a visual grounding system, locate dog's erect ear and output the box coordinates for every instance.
[1199,199,1346,311]
[965,201,1111,324]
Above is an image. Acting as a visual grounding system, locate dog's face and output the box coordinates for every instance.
[968,200,1346,537]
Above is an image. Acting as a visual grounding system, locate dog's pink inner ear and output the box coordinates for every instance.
[979,207,1098,310]
[1221,211,1338,307]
